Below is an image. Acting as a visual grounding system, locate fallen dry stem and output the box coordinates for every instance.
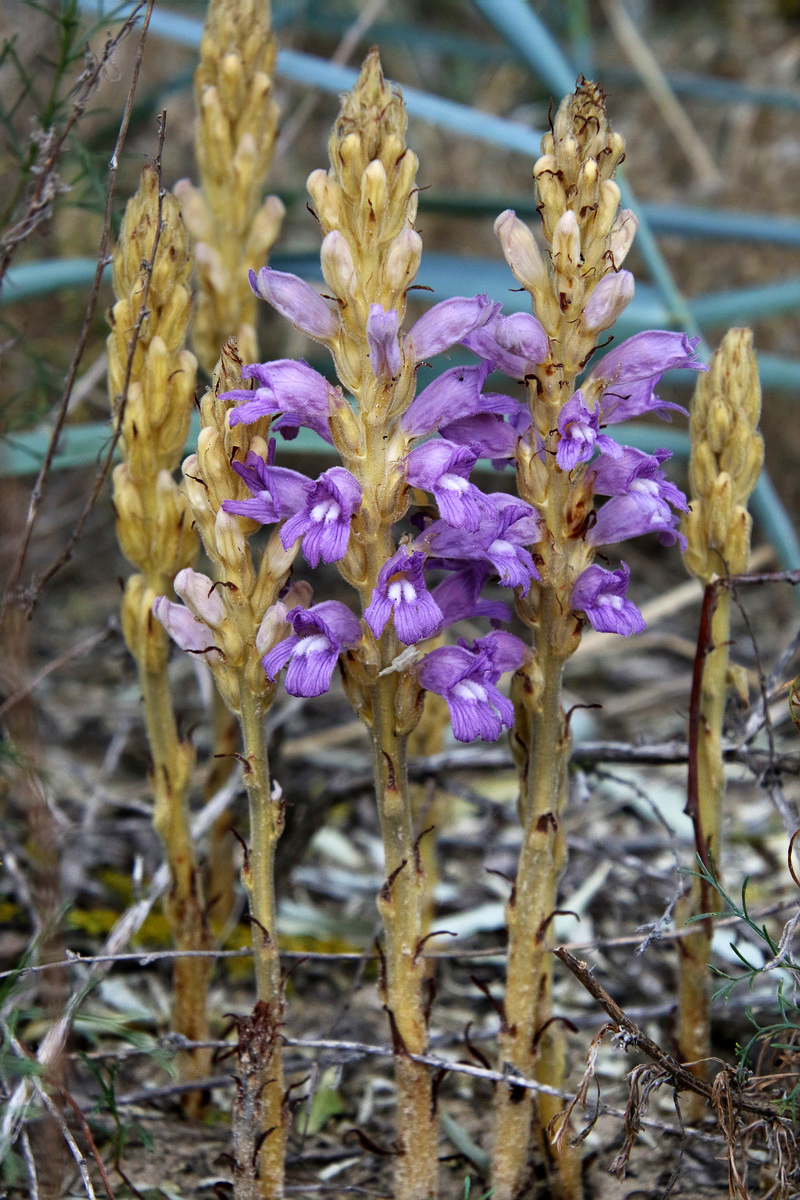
[554,946,788,1124]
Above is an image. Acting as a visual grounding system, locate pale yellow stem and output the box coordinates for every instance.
[677,586,729,1122]
[237,680,287,1200]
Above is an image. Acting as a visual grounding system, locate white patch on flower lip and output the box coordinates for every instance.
[439,473,468,493]
[452,679,488,703]
[387,578,417,605]
[294,634,330,658]
[598,593,624,610]
[488,538,514,557]
[311,498,341,524]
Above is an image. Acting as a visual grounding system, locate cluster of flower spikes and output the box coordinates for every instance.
[159,64,704,746]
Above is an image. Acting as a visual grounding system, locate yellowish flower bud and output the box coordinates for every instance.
[494,210,549,293]
[321,230,357,300]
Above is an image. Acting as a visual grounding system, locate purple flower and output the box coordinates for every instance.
[153,568,226,655]
[418,631,526,742]
[223,359,338,444]
[415,494,541,594]
[222,450,308,524]
[431,564,511,628]
[406,295,499,362]
[153,596,219,654]
[441,404,531,464]
[367,305,402,379]
[598,376,688,425]
[279,466,362,567]
[462,311,548,378]
[405,440,487,530]
[589,331,703,387]
[403,362,515,437]
[588,448,688,548]
[556,390,623,471]
[364,548,443,644]
[571,563,645,635]
[582,271,635,333]
[263,601,361,697]
[586,330,704,424]
[249,266,340,343]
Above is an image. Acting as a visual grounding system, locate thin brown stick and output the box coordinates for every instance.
[0,4,148,283]
[554,947,783,1123]
[1,0,155,620]
[59,1090,116,1200]
[0,623,114,721]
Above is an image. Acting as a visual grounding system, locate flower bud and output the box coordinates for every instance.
[385,229,422,291]
[494,210,549,292]
[552,210,581,276]
[306,168,342,229]
[606,209,638,268]
[321,230,357,300]
[582,270,634,332]
[175,567,227,627]
[360,159,388,218]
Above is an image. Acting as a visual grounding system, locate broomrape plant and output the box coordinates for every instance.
[157,58,704,1200]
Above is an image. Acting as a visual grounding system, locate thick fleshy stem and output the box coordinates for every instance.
[237,678,287,1200]
[370,671,437,1200]
[109,164,209,1107]
[679,329,762,1119]
[676,579,728,1119]
[493,470,581,1200]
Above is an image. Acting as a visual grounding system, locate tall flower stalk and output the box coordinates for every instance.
[470,81,704,1199]
[190,51,529,1200]
[175,0,284,373]
[159,60,704,1197]
[175,0,285,933]
[107,165,209,1101]
[679,328,763,1116]
[157,341,301,1197]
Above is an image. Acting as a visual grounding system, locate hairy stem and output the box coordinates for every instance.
[492,595,580,1200]
[677,582,729,1120]
[371,671,437,1200]
[141,640,211,1113]
[237,680,286,1200]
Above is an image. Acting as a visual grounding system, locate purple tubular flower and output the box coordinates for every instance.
[589,494,687,549]
[367,305,402,379]
[588,448,688,549]
[571,563,645,635]
[556,390,622,471]
[418,631,526,742]
[589,331,704,387]
[249,266,340,343]
[431,564,511,628]
[364,548,444,644]
[582,270,635,333]
[405,440,487,530]
[402,362,514,437]
[599,376,688,424]
[462,311,548,377]
[440,408,527,461]
[415,494,541,594]
[153,596,218,654]
[221,452,308,524]
[406,295,499,362]
[279,466,362,567]
[223,359,338,444]
[263,601,361,697]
